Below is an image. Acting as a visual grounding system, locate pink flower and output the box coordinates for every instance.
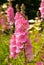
[35,38,39,42]
[36,62,43,65]
[7,6,15,25]
[10,12,33,59]
[14,12,22,20]
[41,0,44,2]
[15,15,29,34]
[25,39,33,61]
[0,15,6,29]
[10,34,16,58]
[16,42,24,49]
[15,32,27,43]
[40,0,44,18]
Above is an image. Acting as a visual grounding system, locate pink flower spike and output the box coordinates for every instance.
[40,0,44,18]
[36,62,43,65]
[7,6,15,24]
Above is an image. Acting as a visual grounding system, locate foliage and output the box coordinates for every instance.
[0,28,44,65]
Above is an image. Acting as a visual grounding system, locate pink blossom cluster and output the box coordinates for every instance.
[0,15,11,31]
[35,37,39,42]
[6,6,15,25]
[40,0,44,18]
[0,15,6,29]
[10,12,33,60]
[36,61,43,65]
